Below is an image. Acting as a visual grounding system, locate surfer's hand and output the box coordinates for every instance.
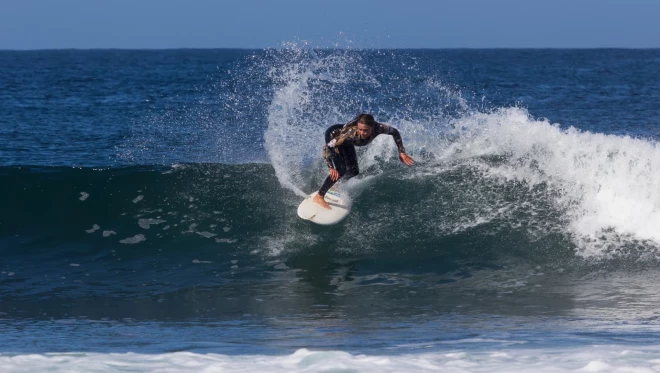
[399,152,415,166]
[330,168,340,181]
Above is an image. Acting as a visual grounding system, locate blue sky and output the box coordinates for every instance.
[2,0,659,49]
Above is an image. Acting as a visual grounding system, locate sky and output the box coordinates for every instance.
[2,0,660,49]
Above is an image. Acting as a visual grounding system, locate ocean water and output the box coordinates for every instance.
[2,48,660,372]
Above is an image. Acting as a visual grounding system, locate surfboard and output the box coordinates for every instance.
[297,189,351,225]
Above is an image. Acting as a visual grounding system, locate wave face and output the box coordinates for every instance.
[8,122,660,265]
[4,141,660,322]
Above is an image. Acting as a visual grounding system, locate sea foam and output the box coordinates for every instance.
[3,346,660,373]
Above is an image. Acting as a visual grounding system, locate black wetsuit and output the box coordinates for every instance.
[318,122,406,196]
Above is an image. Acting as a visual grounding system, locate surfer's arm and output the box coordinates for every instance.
[322,145,341,181]
[379,124,414,165]
[323,145,336,169]
[378,124,406,153]
[323,128,354,168]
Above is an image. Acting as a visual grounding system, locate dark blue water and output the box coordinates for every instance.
[2,49,660,371]
[3,49,659,167]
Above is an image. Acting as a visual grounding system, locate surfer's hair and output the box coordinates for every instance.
[356,114,377,127]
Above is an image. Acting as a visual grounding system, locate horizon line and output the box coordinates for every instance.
[2,47,660,51]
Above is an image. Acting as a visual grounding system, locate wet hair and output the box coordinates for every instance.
[356,114,377,127]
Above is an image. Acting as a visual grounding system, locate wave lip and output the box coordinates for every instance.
[443,107,660,258]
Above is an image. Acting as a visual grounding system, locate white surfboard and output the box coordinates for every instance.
[297,189,351,225]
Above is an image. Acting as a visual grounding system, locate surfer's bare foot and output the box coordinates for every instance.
[313,193,331,209]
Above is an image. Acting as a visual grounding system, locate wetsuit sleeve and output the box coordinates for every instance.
[323,145,336,169]
[378,124,406,154]
[323,125,348,169]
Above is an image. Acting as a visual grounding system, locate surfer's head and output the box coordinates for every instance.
[356,114,376,139]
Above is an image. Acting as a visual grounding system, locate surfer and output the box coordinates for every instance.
[313,114,415,209]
